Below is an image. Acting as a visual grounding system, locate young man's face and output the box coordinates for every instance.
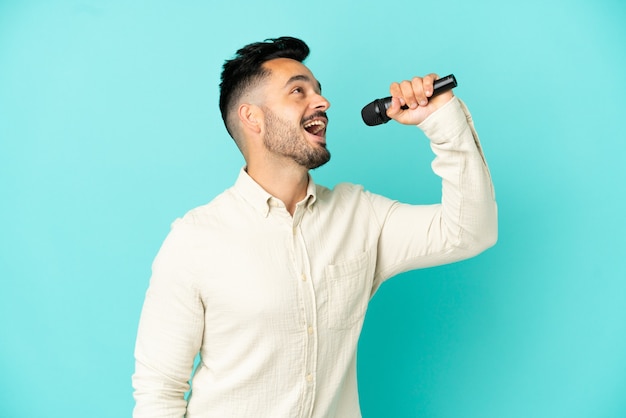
[257,58,331,169]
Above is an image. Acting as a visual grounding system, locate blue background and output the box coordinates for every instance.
[1,1,625,417]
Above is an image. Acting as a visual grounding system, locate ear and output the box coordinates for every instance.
[237,104,263,135]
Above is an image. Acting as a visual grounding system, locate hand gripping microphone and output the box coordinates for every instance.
[361,74,457,126]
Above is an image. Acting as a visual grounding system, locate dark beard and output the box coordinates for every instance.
[262,108,330,170]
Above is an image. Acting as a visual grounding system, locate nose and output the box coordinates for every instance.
[311,92,331,111]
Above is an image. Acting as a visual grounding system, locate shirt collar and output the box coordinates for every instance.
[234,167,318,217]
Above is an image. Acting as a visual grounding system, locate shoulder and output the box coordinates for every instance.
[314,182,366,210]
[315,181,363,200]
[315,181,396,216]
[153,189,238,263]
[176,187,240,227]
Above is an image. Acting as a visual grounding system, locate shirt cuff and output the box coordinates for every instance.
[417,96,469,145]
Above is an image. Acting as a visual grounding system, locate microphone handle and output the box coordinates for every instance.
[398,74,457,110]
[367,74,457,125]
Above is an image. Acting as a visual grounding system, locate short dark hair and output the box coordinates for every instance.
[219,36,310,138]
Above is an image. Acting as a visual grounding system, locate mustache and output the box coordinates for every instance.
[302,111,328,125]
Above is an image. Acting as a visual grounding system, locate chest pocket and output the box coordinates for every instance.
[324,250,372,330]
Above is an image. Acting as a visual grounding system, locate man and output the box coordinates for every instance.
[132,36,497,417]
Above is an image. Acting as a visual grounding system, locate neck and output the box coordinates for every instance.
[246,160,309,216]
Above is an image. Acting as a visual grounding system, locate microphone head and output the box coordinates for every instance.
[361,98,391,126]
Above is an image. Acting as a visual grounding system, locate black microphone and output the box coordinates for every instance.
[361,74,458,126]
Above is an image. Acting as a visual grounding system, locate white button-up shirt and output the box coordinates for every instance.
[133,97,497,417]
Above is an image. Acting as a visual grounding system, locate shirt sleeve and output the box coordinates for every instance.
[372,96,498,284]
[132,221,205,418]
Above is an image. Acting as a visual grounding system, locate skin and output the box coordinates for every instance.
[234,57,454,215]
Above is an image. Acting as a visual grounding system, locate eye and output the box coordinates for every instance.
[291,86,303,94]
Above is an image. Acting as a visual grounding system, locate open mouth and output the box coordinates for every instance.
[303,118,327,137]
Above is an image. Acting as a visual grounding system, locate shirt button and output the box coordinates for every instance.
[306,373,313,382]
[307,326,314,335]
[301,273,307,282]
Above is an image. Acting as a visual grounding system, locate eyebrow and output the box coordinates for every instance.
[285,74,322,93]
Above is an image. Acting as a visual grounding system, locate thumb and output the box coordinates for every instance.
[385,96,405,120]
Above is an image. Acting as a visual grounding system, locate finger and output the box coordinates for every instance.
[400,79,419,109]
[410,76,430,107]
[422,73,438,98]
[389,82,403,105]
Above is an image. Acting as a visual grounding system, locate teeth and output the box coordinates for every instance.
[304,120,326,129]
[303,119,326,135]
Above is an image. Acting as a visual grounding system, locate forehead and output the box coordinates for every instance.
[262,58,321,91]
